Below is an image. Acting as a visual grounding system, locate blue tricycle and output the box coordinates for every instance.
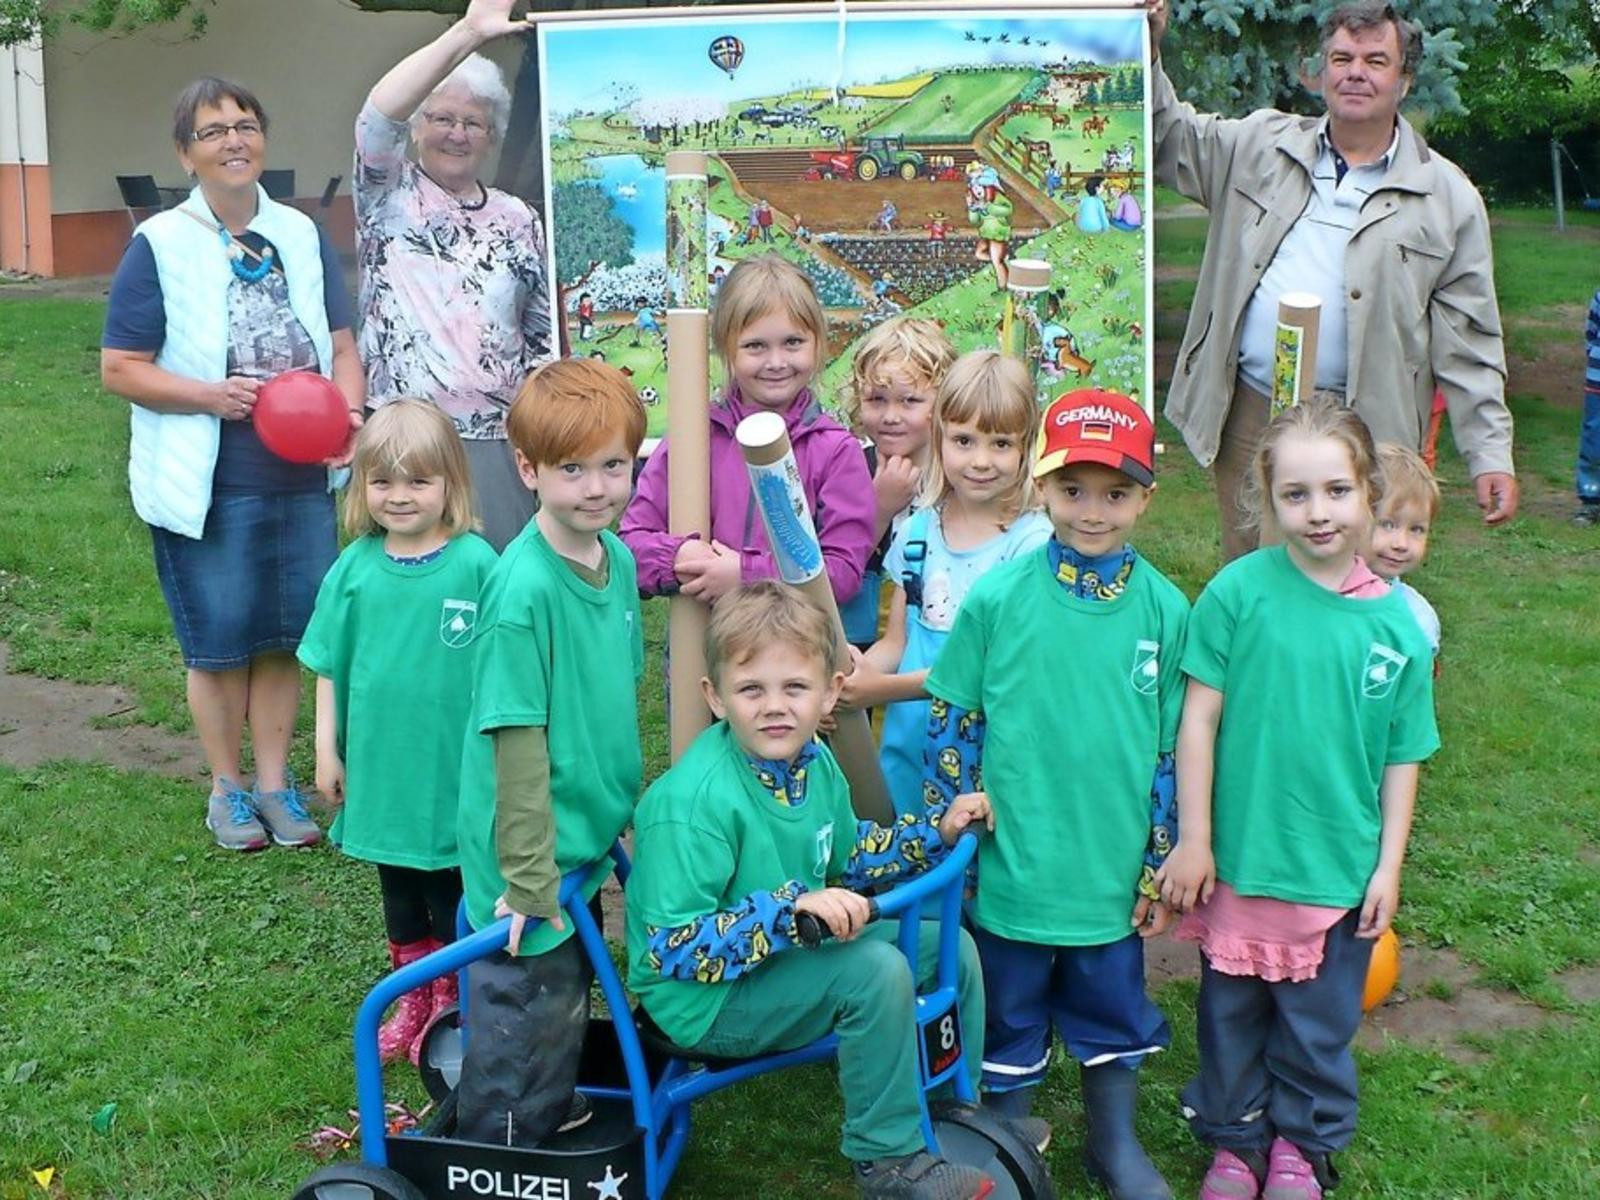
[293,834,1053,1200]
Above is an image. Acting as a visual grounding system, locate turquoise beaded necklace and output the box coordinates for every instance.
[180,206,276,283]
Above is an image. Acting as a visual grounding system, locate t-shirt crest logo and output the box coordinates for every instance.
[440,598,477,648]
[1361,642,1408,699]
[1130,639,1160,695]
[814,822,834,881]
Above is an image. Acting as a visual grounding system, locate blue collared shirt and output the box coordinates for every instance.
[1238,119,1401,397]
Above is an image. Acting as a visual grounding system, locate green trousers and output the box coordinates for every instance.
[689,921,985,1161]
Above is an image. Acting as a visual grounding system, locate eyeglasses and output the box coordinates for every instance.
[420,112,491,139]
[192,120,263,144]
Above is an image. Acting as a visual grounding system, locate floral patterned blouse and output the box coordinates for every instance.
[354,100,552,440]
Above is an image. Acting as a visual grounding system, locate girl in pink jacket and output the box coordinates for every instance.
[621,254,874,605]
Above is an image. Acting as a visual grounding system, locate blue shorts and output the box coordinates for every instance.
[973,924,1169,1091]
[150,490,336,670]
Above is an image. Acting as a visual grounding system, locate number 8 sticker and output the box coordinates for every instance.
[922,1000,963,1081]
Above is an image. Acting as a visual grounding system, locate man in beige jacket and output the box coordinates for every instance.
[1148,0,1518,560]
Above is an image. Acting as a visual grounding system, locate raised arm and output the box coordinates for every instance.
[1146,0,1251,210]
[367,0,530,123]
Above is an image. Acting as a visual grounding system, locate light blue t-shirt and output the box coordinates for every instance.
[1393,579,1441,654]
[878,505,1052,814]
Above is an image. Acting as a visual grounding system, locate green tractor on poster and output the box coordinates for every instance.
[856,134,925,181]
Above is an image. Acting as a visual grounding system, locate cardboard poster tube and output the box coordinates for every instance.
[1000,257,1052,368]
[665,151,712,760]
[736,411,894,825]
[1272,292,1322,416]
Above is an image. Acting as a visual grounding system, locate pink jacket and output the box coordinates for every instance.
[621,388,875,601]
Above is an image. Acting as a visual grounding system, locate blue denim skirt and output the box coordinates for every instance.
[150,490,337,670]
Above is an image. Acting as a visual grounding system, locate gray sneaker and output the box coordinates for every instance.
[252,779,322,847]
[206,780,269,852]
[854,1151,993,1199]
[1575,503,1600,527]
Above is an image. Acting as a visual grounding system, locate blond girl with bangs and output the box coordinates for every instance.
[837,317,956,648]
[298,397,498,1065]
[841,349,1051,814]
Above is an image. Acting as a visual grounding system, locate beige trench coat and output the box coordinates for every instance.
[1151,62,1514,479]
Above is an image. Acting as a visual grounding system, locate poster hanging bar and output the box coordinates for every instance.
[523,0,1147,26]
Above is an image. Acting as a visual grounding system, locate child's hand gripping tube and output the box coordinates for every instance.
[736,411,894,824]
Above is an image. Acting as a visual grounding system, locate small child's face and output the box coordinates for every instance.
[940,419,1024,507]
[1040,462,1152,557]
[1367,497,1431,578]
[859,364,935,461]
[366,469,448,544]
[703,641,841,764]
[514,434,635,541]
[730,309,819,412]
[1268,433,1369,570]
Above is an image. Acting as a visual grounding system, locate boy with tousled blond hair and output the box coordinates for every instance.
[626,581,1037,1200]
[1368,442,1441,655]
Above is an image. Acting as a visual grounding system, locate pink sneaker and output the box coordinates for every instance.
[1263,1138,1322,1200]
[1200,1148,1262,1200]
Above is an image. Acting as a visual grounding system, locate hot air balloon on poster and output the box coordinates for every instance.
[708,34,744,80]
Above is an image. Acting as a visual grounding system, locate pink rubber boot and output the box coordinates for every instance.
[410,961,459,1066]
[379,939,436,1065]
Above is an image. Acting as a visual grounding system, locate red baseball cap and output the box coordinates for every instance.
[1033,388,1155,487]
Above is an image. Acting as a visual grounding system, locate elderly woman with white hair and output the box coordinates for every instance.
[355,0,551,550]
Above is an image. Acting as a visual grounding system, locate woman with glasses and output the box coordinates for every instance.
[356,0,553,551]
[100,76,365,853]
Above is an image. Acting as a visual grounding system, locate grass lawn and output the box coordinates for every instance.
[885,69,1040,142]
[2,208,1600,1198]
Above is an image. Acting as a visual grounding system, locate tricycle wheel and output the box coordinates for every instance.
[930,1103,1056,1200]
[417,1005,463,1102]
[292,1162,426,1200]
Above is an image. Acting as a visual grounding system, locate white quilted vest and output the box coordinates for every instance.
[129,185,334,537]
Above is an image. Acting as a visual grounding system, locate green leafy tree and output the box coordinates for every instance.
[550,178,633,287]
[1163,0,1599,118]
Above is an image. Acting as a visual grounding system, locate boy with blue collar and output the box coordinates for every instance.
[626,582,1031,1200]
[925,389,1189,1200]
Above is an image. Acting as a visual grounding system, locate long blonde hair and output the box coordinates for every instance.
[919,349,1039,525]
[343,399,477,539]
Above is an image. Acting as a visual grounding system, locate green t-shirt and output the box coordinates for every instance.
[626,723,857,1047]
[925,548,1189,946]
[297,533,498,869]
[1182,547,1440,908]
[456,524,644,956]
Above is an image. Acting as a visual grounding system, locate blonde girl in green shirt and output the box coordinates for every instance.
[1157,397,1439,1200]
[298,399,497,1065]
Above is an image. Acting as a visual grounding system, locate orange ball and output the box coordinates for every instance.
[1362,928,1400,1012]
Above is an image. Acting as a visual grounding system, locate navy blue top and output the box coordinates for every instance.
[104,227,352,493]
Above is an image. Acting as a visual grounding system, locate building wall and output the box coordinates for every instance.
[39,0,525,274]
[1,40,54,275]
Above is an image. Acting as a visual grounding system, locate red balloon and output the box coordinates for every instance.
[254,371,350,465]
